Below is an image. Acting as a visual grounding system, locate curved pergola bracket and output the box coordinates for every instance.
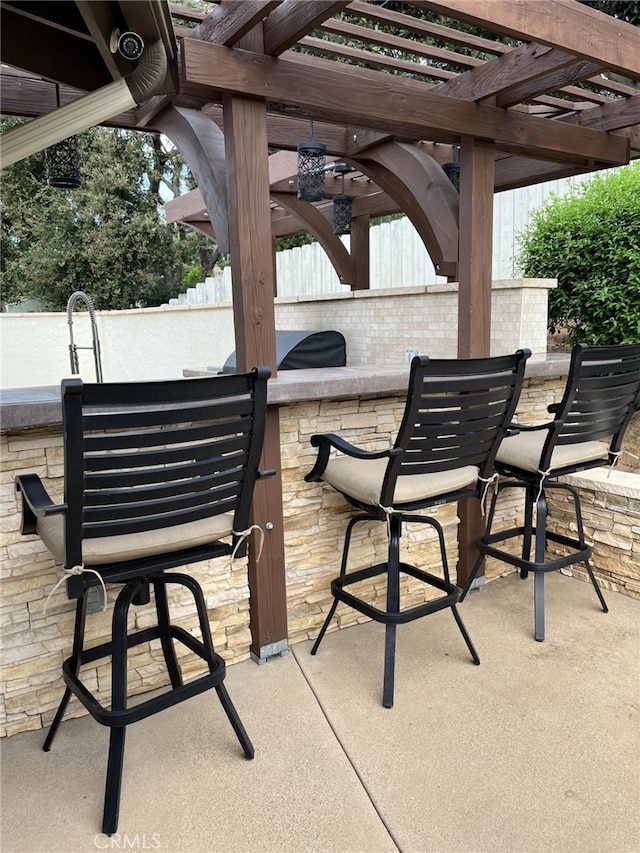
[271,192,356,287]
[155,105,229,252]
[351,141,459,278]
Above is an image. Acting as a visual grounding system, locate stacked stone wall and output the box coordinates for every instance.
[0,429,252,737]
[2,375,638,736]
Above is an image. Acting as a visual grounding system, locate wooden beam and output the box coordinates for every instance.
[263,0,349,55]
[494,156,595,192]
[223,94,288,659]
[292,36,456,82]
[271,191,401,235]
[455,135,495,589]
[154,106,230,251]
[163,187,206,224]
[350,214,370,290]
[353,141,459,277]
[416,0,640,79]
[562,93,640,132]
[496,60,605,109]
[266,149,301,183]
[180,40,630,167]
[135,94,174,127]
[434,43,588,103]
[271,192,356,285]
[320,18,484,69]
[457,136,494,358]
[202,103,348,154]
[192,0,281,45]
[186,221,217,242]
[169,4,205,24]
[223,96,276,371]
[346,0,507,57]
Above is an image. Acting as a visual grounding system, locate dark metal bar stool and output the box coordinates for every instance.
[306,350,530,707]
[16,368,272,835]
[461,343,640,641]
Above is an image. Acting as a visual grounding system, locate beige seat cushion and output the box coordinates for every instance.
[37,512,235,566]
[495,430,609,474]
[321,455,479,506]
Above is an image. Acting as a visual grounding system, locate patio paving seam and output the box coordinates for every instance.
[291,643,403,853]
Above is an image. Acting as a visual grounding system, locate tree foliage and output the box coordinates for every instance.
[579,1,640,25]
[516,163,640,346]
[1,123,221,311]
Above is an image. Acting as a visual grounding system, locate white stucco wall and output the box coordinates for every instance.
[0,279,554,388]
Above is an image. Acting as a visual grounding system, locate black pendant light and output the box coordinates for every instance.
[442,145,460,192]
[332,164,353,235]
[297,120,326,201]
[45,84,81,189]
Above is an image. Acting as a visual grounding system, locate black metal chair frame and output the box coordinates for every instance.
[461,343,640,641]
[16,368,272,835]
[306,351,530,708]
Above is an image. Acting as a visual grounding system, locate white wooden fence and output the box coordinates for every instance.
[171,172,595,306]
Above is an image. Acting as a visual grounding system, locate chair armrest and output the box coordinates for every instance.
[15,474,66,535]
[305,433,391,482]
[506,421,552,436]
[257,468,276,479]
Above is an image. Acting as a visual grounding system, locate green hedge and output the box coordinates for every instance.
[516,163,640,345]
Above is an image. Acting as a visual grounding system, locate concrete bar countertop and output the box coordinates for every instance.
[0,354,570,433]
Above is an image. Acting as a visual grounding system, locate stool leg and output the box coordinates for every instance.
[584,558,608,613]
[433,514,480,665]
[44,594,88,752]
[215,684,254,759]
[382,623,397,709]
[521,484,535,580]
[566,483,608,614]
[171,573,255,759]
[534,490,548,641]
[451,605,480,665]
[311,514,364,656]
[310,599,339,655]
[152,579,183,688]
[534,573,545,642]
[102,580,139,835]
[103,727,126,836]
[382,515,401,709]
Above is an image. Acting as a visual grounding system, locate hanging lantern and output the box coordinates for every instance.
[297,120,326,202]
[45,83,81,189]
[332,164,353,235]
[442,145,460,192]
[46,136,82,189]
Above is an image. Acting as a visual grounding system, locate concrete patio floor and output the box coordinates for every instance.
[1,570,639,853]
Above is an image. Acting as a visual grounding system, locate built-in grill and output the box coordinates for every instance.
[219,330,346,373]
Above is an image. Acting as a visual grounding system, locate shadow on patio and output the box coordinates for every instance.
[1,570,638,853]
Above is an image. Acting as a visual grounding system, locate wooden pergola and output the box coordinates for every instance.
[1,0,639,661]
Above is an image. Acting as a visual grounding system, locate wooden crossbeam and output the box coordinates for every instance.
[263,0,349,55]
[416,0,640,80]
[181,39,629,167]
[434,43,590,103]
[191,0,281,45]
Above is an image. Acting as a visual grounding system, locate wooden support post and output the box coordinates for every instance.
[351,214,370,290]
[456,136,495,589]
[223,93,289,661]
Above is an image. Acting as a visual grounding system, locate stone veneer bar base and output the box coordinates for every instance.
[2,358,638,736]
